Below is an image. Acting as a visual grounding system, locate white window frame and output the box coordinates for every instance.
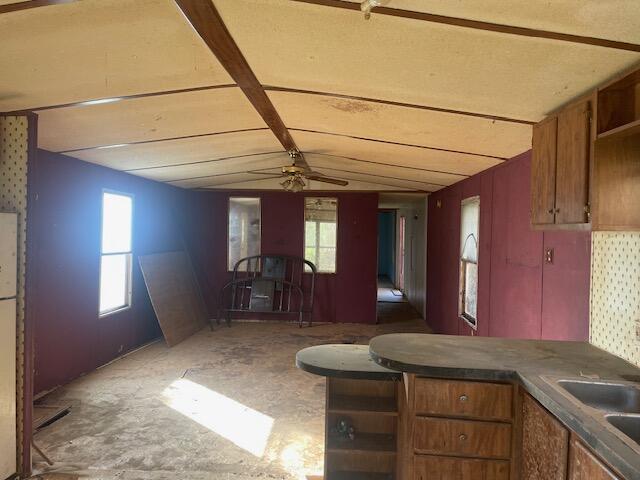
[99,190,134,317]
[227,197,262,272]
[459,196,480,329]
[304,197,338,274]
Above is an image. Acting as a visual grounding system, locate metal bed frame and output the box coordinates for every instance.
[217,254,317,327]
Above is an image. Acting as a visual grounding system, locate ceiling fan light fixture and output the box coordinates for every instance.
[281,175,306,193]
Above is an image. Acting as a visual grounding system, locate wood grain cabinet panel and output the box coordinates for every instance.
[568,437,620,480]
[531,115,558,226]
[531,98,592,229]
[413,417,511,459]
[413,455,510,480]
[555,100,591,225]
[414,378,513,421]
[521,393,569,480]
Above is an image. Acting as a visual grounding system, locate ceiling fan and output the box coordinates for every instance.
[249,151,349,193]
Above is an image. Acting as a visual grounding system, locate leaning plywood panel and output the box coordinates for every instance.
[139,251,207,347]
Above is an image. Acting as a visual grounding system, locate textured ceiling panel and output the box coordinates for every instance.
[215,0,639,121]
[37,88,266,152]
[303,152,462,187]
[0,0,233,111]
[133,152,290,182]
[268,90,531,158]
[306,165,441,192]
[170,172,282,189]
[341,0,640,44]
[67,129,282,171]
[291,130,499,177]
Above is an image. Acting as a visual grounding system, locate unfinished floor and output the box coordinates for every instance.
[32,317,429,480]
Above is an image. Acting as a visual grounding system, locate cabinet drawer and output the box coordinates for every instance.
[414,378,513,421]
[414,455,510,480]
[414,417,512,459]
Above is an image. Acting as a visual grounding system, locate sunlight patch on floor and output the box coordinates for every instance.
[162,378,274,457]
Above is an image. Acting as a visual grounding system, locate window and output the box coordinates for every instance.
[459,196,480,329]
[228,197,261,271]
[304,197,337,273]
[99,191,133,316]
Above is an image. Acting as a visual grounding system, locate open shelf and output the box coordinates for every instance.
[328,395,397,416]
[328,472,393,480]
[327,433,396,454]
[597,118,640,141]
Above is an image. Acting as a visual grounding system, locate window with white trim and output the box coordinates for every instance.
[228,197,261,271]
[99,191,133,316]
[304,197,337,273]
[459,196,480,329]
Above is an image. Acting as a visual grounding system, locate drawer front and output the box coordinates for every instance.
[414,417,512,459]
[414,378,513,421]
[414,455,510,480]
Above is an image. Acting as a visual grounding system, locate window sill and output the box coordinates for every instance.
[100,305,131,319]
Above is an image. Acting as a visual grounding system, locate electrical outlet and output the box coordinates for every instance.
[545,248,554,264]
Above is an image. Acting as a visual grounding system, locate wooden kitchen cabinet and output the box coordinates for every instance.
[521,393,569,480]
[568,436,620,480]
[531,99,592,229]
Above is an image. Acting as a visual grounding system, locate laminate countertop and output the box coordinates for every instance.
[296,344,402,381]
[369,333,640,480]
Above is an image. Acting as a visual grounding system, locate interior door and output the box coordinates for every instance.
[531,116,558,225]
[555,100,591,225]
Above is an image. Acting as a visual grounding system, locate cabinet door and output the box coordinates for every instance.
[521,394,569,480]
[555,100,591,225]
[531,116,558,225]
[568,437,619,480]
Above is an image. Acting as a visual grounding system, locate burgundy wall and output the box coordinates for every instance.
[427,151,591,341]
[31,150,185,395]
[184,190,379,324]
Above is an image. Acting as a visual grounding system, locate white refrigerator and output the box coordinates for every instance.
[0,213,17,479]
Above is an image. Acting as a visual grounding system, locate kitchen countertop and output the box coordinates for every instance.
[369,333,640,480]
[296,344,402,381]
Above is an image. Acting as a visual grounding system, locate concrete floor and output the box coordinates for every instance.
[32,316,430,480]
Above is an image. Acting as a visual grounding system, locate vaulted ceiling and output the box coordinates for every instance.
[1,0,639,192]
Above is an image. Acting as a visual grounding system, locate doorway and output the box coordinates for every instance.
[377,210,405,304]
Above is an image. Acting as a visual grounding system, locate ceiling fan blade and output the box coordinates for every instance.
[247,171,284,177]
[305,173,349,187]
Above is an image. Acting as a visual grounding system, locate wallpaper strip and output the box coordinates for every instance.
[0,115,30,473]
[590,231,640,367]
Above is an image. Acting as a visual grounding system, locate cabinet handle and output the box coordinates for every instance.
[459,434,468,441]
[547,209,554,214]
[555,208,560,213]
[459,394,468,402]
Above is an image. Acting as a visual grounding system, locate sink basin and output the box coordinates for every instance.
[558,380,640,413]
[607,415,640,445]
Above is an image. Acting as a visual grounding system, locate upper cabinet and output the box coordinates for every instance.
[531,65,640,231]
[592,69,640,231]
[531,99,592,229]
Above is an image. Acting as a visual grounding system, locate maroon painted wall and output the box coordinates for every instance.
[31,150,186,395]
[184,190,379,324]
[427,151,591,341]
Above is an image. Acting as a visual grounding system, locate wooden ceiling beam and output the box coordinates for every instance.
[291,0,640,53]
[0,0,78,15]
[173,0,305,168]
